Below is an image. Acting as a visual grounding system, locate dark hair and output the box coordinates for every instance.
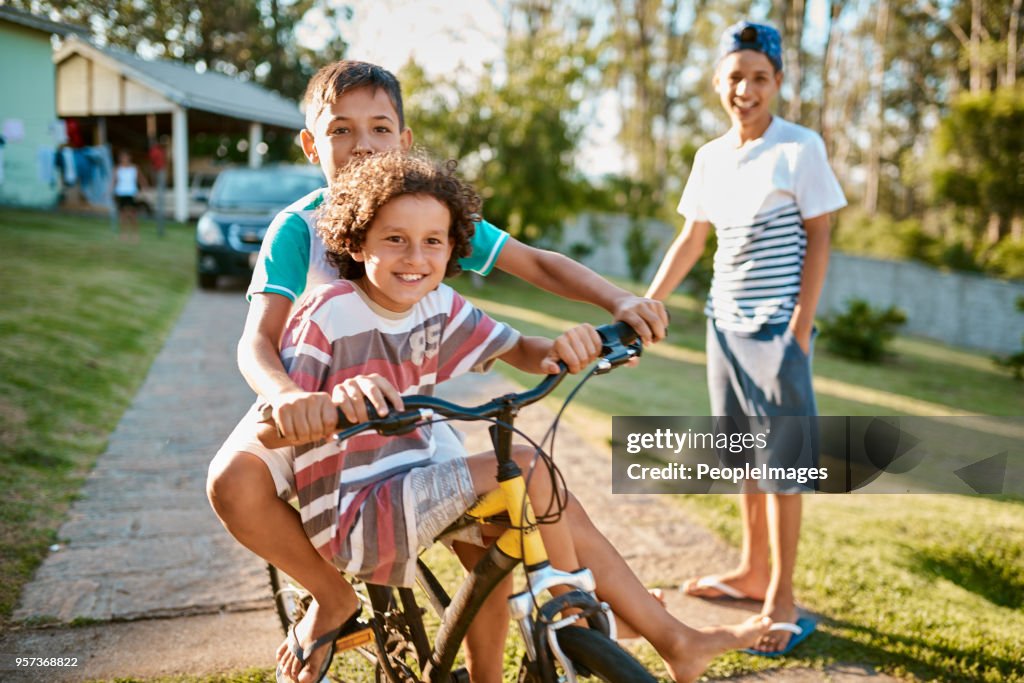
[317,149,478,281]
[302,60,405,131]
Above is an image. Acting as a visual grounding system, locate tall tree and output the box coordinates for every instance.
[11,0,349,100]
[400,1,596,243]
[863,0,889,215]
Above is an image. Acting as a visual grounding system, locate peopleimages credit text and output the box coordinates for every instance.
[626,462,828,484]
[611,416,1024,494]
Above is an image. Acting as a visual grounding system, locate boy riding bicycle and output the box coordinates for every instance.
[244,150,769,683]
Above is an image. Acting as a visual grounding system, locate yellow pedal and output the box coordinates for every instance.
[335,626,374,651]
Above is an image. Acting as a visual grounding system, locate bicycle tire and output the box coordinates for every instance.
[536,627,658,683]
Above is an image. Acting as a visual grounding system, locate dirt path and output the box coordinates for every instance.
[0,290,899,682]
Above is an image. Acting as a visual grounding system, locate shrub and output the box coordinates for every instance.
[992,296,1024,381]
[985,239,1024,280]
[624,219,655,282]
[818,299,907,362]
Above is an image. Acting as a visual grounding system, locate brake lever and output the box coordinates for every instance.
[594,342,642,374]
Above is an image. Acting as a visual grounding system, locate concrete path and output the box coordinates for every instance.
[2,288,282,681]
[0,288,900,682]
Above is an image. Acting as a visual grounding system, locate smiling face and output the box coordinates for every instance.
[300,86,413,181]
[714,50,783,140]
[352,193,454,312]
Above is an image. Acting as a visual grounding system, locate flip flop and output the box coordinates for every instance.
[680,576,750,600]
[275,608,365,683]
[742,616,816,657]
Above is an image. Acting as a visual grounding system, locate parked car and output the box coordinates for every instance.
[137,170,220,220]
[195,165,325,289]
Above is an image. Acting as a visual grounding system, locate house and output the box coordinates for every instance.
[0,6,85,209]
[54,37,305,221]
[0,6,306,221]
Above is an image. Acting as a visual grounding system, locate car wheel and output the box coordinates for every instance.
[198,272,218,290]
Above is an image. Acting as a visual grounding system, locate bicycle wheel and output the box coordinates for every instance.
[537,627,658,683]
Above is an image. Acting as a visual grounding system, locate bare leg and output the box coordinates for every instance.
[207,451,359,683]
[681,491,771,599]
[466,451,770,683]
[564,494,769,682]
[451,542,513,683]
[752,493,802,652]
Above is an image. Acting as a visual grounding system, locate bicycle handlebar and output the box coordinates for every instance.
[258,321,641,446]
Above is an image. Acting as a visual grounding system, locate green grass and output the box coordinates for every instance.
[447,273,1024,682]
[0,208,195,626]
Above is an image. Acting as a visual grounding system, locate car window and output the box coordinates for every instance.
[211,169,324,207]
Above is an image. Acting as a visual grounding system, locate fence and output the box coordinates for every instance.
[557,213,1024,354]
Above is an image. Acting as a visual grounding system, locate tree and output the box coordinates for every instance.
[400,1,596,244]
[930,87,1024,244]
[11,0,349,100]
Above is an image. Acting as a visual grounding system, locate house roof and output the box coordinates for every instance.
[0,6,89,38]
[54,36,304,129]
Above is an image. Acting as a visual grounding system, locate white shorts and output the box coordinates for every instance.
[215,405,470,502]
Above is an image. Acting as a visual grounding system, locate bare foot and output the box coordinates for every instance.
[680,570,768,600]
[276,597,355,683]
[663,614,772,683]
[750,601,799,653]
[616,588,665,640]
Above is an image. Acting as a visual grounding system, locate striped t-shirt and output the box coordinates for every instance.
[679,117,847,333]
[280,280,518,586]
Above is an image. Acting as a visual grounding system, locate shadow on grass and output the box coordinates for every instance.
[818,612,1024,682]
[911,544,1024,610]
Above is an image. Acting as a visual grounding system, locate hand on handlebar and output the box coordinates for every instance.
[611,295,669,346]
[268,390,337,443]
[332,374,404,425]
[540,323,603,374]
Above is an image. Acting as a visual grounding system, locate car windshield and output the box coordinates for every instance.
[211,169,324,208]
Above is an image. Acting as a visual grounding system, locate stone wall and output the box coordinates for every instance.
[557,213,1024,354]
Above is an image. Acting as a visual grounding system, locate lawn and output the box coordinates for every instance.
[0,208,195,625]
[449,273,1024,683]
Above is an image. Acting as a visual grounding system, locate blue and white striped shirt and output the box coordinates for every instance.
[679,117,846,333]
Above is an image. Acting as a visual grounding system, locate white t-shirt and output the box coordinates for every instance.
[679,117,847,333]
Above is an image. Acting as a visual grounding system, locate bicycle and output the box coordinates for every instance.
[267,321,659,682]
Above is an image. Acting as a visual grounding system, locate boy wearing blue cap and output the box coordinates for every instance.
[645,21,846,656]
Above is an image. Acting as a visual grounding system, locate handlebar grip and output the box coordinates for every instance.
[336,399,383,430]
[596,320,639,348]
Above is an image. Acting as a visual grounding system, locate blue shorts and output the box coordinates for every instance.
[706,320,819,492]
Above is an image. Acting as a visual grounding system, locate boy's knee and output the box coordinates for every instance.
[206,450,274,515]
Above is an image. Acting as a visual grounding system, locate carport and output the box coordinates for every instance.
[54,36,305,221]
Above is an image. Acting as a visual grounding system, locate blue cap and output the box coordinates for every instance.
[719,21,783,71]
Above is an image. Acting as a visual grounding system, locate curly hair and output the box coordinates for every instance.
[316,150,480,280]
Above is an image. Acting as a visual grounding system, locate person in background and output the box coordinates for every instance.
[645,21,847,657]
[111,150,146,242]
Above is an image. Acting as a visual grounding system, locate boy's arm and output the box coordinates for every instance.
[495,238,668,345]
[498,324,602,375]
[237,292,337,444]
[789,213,831,353]
[643,218,711,301]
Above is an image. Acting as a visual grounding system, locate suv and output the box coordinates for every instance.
[195,165,325,289]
